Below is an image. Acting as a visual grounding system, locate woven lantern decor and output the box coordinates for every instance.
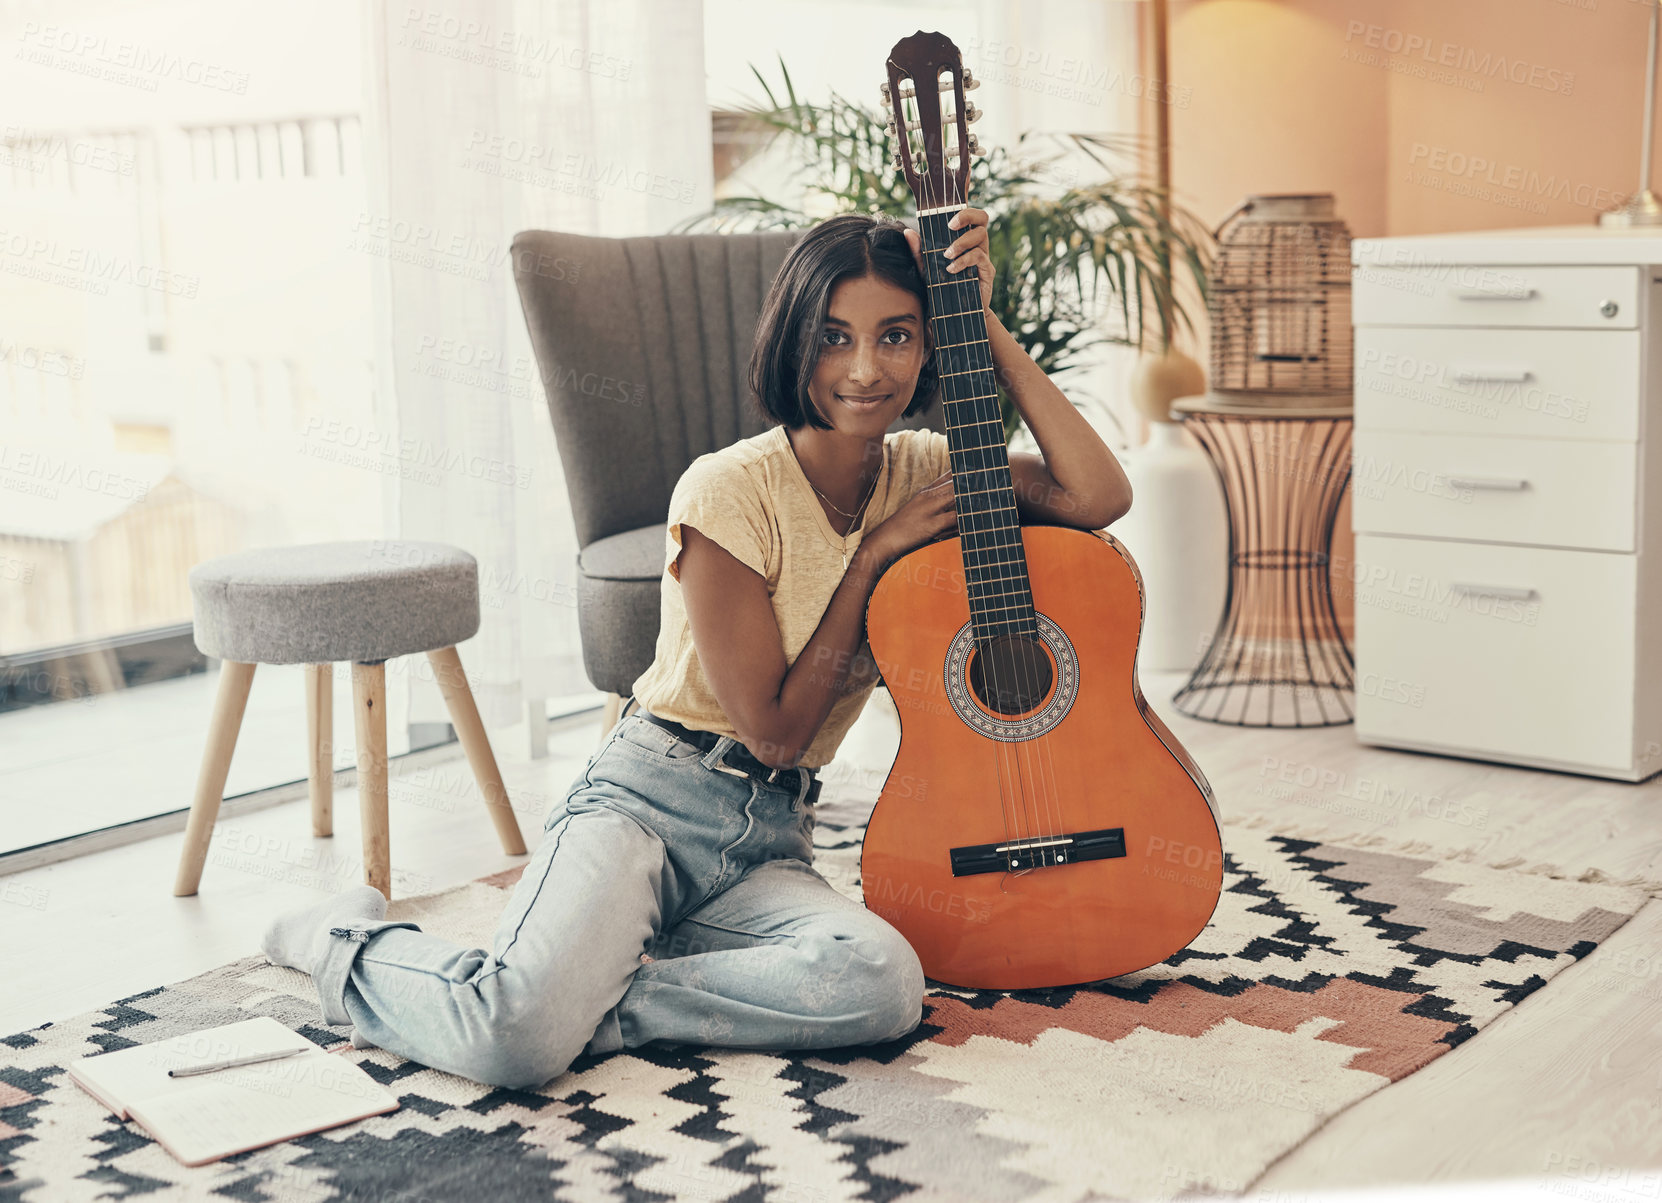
[1207,193,1352,408]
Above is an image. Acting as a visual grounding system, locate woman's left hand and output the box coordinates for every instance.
[903,206,994,316]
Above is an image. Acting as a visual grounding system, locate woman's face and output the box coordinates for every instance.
[805,272,928,434]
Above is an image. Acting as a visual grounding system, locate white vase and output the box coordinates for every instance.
[1116,422,1228,674]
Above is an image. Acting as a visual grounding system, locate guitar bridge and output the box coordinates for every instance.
[949,827,1126,876]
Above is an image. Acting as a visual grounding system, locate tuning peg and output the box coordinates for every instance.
[879,81,892,107]
[965,102,982,123]
[885,118,897,137]
[962,68,979,91]
[968,134,982,156]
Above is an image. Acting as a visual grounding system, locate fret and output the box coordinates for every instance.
[968,582,1032,600]
[944,421,1006,436]
[957,520,1022,538]
[966,600,1033,616]
[953,487,1016,506]
[926,278,983,289]
[946,440,1006,453]
[941,393,1000,404]
[934,338,990,351]
[958,500,1018,514]
[957,538,1023,556]
[939,367,995,379]
[965,565,1030,584]
[960,549,1025,566]
[967,583,1033,605]
[963,554,1029,572]
[930,309,986,321]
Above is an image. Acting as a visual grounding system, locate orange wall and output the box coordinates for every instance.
[1153,0,1654,645]
[1167,0,1651,239]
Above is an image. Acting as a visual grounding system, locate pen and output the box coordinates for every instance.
[167,1047,307,1078]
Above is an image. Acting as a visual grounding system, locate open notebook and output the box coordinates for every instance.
[67,1015,400,1167]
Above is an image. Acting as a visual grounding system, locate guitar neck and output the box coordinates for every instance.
[915,207,1036,640]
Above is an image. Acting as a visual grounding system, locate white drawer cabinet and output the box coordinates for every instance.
[1352,263,1639,328]
[1353,429,1638,552]
[1355,326,1643,441]
[1350,230,1662,782]
[1352,533,1636,772]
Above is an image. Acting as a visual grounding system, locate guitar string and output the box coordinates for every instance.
[912,70,1048,865]
[924,75,1069,862]
[907,68,1065,867]
[893,61,1024,869]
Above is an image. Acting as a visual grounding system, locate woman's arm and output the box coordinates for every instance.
[990,311,1132,530]
[678,526,895,769]
[908,208,1133,531]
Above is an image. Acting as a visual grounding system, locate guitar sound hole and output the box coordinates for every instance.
[967,634,1054,717]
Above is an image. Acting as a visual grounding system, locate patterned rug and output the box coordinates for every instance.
[0,815,1646,1203]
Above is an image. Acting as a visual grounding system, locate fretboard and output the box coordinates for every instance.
[916,208,1036,640]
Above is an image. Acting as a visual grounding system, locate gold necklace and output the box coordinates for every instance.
[788,435,885,570]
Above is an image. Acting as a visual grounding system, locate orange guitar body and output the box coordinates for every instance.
[861,524,1224,990]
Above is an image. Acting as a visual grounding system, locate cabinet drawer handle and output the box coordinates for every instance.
[1449,366,1533,384]
[1448,476,1530,491]
[1450,582,1538,602]
[1450,286,1537,301]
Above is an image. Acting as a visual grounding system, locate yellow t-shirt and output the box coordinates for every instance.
[630,422,951,770]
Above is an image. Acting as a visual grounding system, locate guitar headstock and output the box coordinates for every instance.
[882,31,984,213]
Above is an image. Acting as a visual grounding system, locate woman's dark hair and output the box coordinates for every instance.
[748,213,939,430]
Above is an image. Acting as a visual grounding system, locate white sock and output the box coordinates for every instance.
[260,884,388,975]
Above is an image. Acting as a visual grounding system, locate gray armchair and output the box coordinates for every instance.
[509,227,945,742]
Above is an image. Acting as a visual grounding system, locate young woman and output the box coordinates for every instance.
[259,207,1132,1091]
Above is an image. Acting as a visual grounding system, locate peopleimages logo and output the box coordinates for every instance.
[1408,144,1626,211]
[1342,22,1575,94]
[16,22,251,93]
[0,126,135,177]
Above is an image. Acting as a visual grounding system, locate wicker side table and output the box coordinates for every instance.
[1170,398,1355,726]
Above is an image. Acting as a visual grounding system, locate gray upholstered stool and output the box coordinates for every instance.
[174,539,527,900]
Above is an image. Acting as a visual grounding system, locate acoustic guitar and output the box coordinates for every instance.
[860,31,1224,990]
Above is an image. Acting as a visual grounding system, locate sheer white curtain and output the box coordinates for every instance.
[360,0,712,747]
[967,0,1148,451]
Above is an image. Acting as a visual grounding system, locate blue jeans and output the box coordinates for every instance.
[309,714,927,1090]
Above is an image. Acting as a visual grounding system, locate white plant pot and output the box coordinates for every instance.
[1116,422,1229,674]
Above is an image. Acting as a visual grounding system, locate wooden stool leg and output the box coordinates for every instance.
[352,661,391,901]
[173,660,258,896]
[596,692,623,754]
[426,646,527,857]
[305,663,334,837]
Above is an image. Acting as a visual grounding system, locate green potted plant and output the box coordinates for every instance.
[677,57,1215,447]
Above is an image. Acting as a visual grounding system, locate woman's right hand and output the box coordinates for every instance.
[865,472,957,568]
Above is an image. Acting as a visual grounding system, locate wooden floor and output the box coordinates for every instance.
[2,670,1658,1198]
